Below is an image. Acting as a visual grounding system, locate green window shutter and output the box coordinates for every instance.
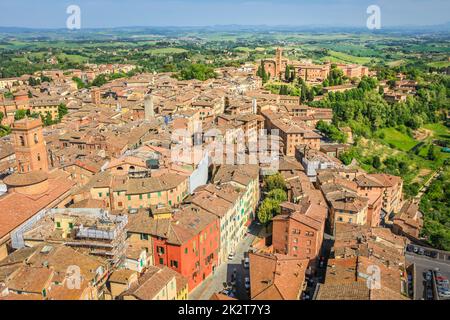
[147,193,151,199]
[56,222,61,228]
[139,194,143,200]
[128,195,131,200]
[98,192,102,197]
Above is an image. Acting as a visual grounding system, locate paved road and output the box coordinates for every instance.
[406,251,450,300]
[415,169,442,200]
[189,224,260,300]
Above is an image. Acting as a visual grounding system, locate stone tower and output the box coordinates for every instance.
[144,93,154,121]
[91,88,101,106]
[252,98,258,114]
[275,47,283,77]
[12,117,49,173]
[4,117,50,195]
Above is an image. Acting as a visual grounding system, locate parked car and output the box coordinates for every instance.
[413,246,419,253]
[243,257,249,269]
[244,277,250,290]
[221,289,235,298]
[439,291,450,298]
[430,251,438,259]
[406,245,414,252]
[425,271,432,281]
[231,274,236,286]
[418,248,425,255]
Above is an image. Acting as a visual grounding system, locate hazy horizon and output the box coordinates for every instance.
[1,0,449,29]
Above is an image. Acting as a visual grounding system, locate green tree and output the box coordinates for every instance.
[177,63,217,81]
[372,155,382,169]
[58,103,68,121]
[41,112,53,126]
[264,173,287,192]
[267,188,288,202]
[91,74,108,87]
[427,145,438,161]
[257,61,269,84]
[14,109,27,121]
[257,198,281,225]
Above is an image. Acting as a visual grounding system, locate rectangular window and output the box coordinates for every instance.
[98,192,102,197]
[56,222,61,228]
[147,193,151,199]
[157,246,165,254]
[158,192,162,197]
[128,195,131,200]
[159,258,164,265]
[170,260,179,268]
[140,234,149,240]
[139,194,143,200]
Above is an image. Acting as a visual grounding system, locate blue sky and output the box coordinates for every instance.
[0,0,449,28]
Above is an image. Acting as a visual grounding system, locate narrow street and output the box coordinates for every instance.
[415,169,442,200]
[189,223,261,300]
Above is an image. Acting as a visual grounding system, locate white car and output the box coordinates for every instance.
[244,277,250,290]
[244,257,249,269]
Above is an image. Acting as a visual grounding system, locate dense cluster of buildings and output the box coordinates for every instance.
[0,51,423,300]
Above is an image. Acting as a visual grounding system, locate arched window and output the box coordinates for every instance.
[19,136,25,146]
[34,133,39,144]
[37,154,41,161]
[117,166,123,171]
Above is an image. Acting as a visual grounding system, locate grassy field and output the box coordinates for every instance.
[56,53,88,63]
[320,50,374,65]
[423,123,450,140]
[377,128,419,151]
[144,48,187,55]
[427,61,450,68]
